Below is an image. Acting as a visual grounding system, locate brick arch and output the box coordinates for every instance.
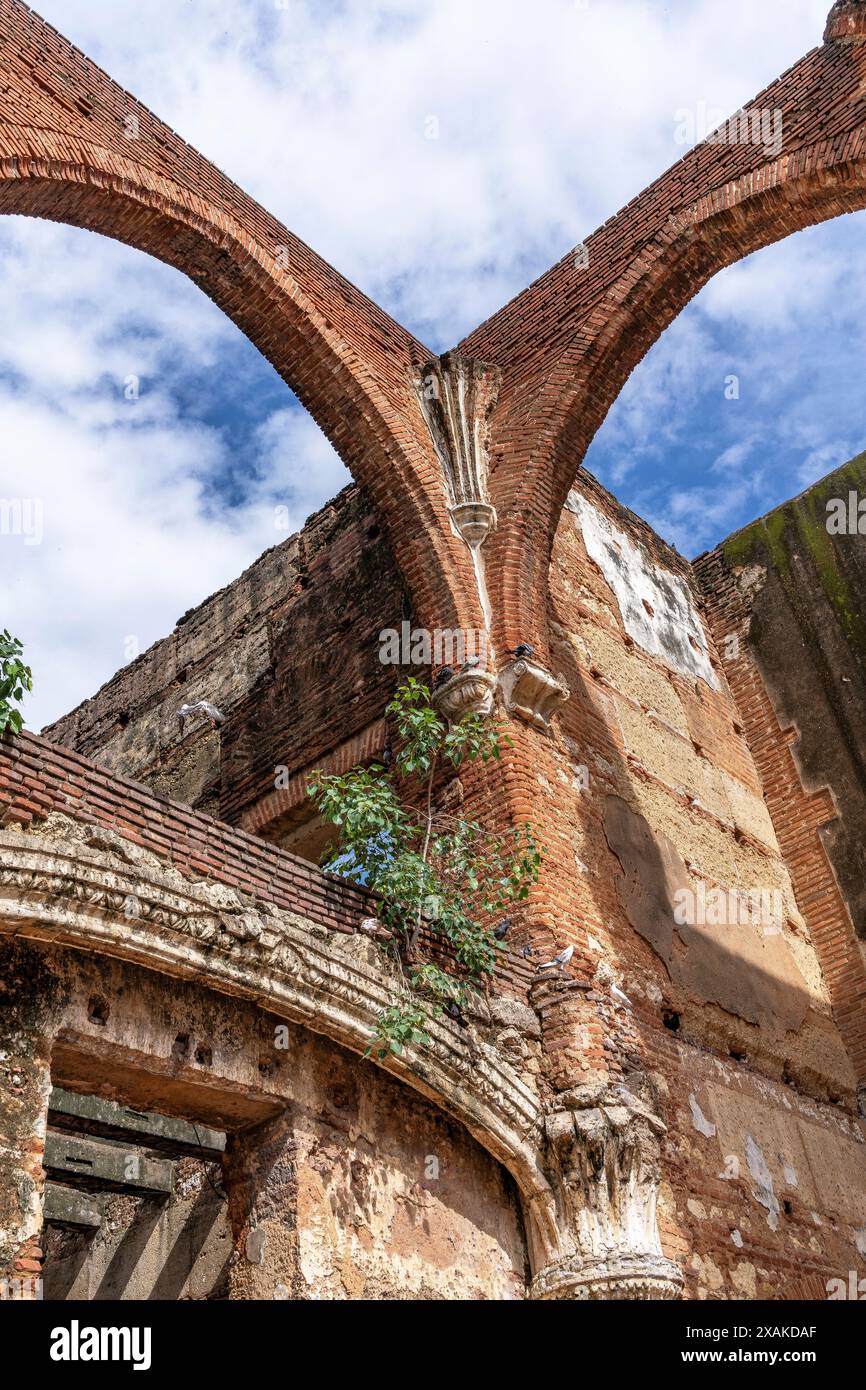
[484,141,866,652]
[0,0,486,632]
[0,135,482,631]
[456,5,866,658]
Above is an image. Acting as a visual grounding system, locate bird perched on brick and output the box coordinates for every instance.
[432,666,455,689]
[521,945,535,959]
[177,700,225,733]
[536,944,574,971]
[611,982,633,1009]
[445,998,468,1028]
[510,642,534,660]
[493,917,512,940]
[460,656,482,672]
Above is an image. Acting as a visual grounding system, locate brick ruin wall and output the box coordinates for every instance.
[524,467,866,1298]
[5,943,527,1301]
[25,460,866,1300]
[694,452,866,1081]
[43,485,404,836]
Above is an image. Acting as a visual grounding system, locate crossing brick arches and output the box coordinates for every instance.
[3,0,866,654]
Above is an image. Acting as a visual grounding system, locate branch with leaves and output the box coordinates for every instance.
[308,677,540,1059]
[0,631,32,735]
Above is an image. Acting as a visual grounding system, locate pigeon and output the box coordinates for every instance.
[510,643,534,660]
[521,945,535,959]
[432,666,455,689]
[536,944,574,971]
[460,656,482,673]
[611,983,633,1009]
[178,700,225,733]
[493,918,512,940]
[445,999,468,1028]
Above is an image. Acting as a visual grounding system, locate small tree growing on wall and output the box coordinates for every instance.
[0,631,32,735]
[308,677,540,1059]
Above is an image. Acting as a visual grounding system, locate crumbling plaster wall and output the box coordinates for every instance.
[537,468,866,1297]
[1,945,529,1301]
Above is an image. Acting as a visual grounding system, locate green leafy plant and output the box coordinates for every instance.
[0,631,32,735]
[309,677,541,1058]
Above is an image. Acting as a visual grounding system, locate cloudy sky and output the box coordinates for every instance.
[1,0,862,729]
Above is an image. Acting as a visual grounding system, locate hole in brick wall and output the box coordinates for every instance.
[87,994,109,1026]
[117,711,130,728]
[194,1044,213,1067]
[172,1033,190,1061]
[662,1009,680,1032]
[367,524,380,540]
[783,1199,793,1216]
[729,1047,747,1062]
[258,1058,274,1078]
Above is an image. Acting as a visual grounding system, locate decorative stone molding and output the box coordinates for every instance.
[431,667,497,724]
[527,1085,683,1300]
[0,817,548,1220]
[414,351,501,551]
[498,658,570,729]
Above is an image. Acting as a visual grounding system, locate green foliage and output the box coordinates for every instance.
[365,1003,431,1061]
[309,677,541,1058]
[0,631,32,735]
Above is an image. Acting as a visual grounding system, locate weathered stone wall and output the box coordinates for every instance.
[43,486,402,831]
[532,467,866,1298]
[3,946,529,1301]
[695,455,866,1088]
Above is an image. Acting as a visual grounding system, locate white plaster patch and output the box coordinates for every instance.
[745,1134,780,1231]
[782,1161,799,1188]
[856,1228,866,1259]
[689,1093,717,1138]
[567,491,718,688]
[731,1229,744,1248]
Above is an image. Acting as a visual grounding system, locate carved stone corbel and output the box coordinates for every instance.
[498,658,569,729]
[528,1086,683,1300]
[414,351,500,552]
[431,668,497,725]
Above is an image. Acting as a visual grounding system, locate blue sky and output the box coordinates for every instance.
[0,0,859,729]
